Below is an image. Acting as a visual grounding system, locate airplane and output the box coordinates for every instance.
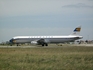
[9,26,83,46]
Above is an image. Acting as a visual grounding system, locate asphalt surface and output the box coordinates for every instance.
[0,44,93,48]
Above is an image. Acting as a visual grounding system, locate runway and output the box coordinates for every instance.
[0,44,93,48]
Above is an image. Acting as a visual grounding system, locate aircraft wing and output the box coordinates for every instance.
[31,38,50,45]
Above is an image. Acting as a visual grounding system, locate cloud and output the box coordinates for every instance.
[0,0,93,17]
[0,0,93,42]
[62,3,93,8]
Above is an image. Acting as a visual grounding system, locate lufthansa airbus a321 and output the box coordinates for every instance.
[9,26,83,46]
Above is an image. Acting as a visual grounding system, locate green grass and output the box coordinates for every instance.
[0,46,93,70]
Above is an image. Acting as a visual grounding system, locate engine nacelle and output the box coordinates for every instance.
[31,41,38,44]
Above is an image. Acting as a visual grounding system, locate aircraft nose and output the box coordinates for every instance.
[9,39,13,43]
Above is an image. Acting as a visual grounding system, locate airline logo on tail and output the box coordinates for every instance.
[74,27,81,32]
[70,26,81,36]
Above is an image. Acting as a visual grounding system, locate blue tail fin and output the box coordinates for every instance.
[70,26,81,36]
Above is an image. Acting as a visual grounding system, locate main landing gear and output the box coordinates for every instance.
[42,43,48,46]
[17,44,19,46]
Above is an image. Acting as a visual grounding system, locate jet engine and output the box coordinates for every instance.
[31,41,38,44]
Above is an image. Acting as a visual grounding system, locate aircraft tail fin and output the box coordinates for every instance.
[70,26,81,36]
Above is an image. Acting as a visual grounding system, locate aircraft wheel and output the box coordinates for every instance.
[45,43,48,46]
[10,44,12,46]
[42,44,44,46]
[17,44,19,46]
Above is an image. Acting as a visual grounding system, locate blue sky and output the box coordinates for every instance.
[0,0,93,42]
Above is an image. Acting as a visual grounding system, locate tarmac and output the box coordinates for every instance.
[74,44,93,47]
[0,44,93,48]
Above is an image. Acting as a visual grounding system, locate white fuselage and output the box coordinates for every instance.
[9,26,83,46]
[10,35,83,44]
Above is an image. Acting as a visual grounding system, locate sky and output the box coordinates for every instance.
[0,0,93,42]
